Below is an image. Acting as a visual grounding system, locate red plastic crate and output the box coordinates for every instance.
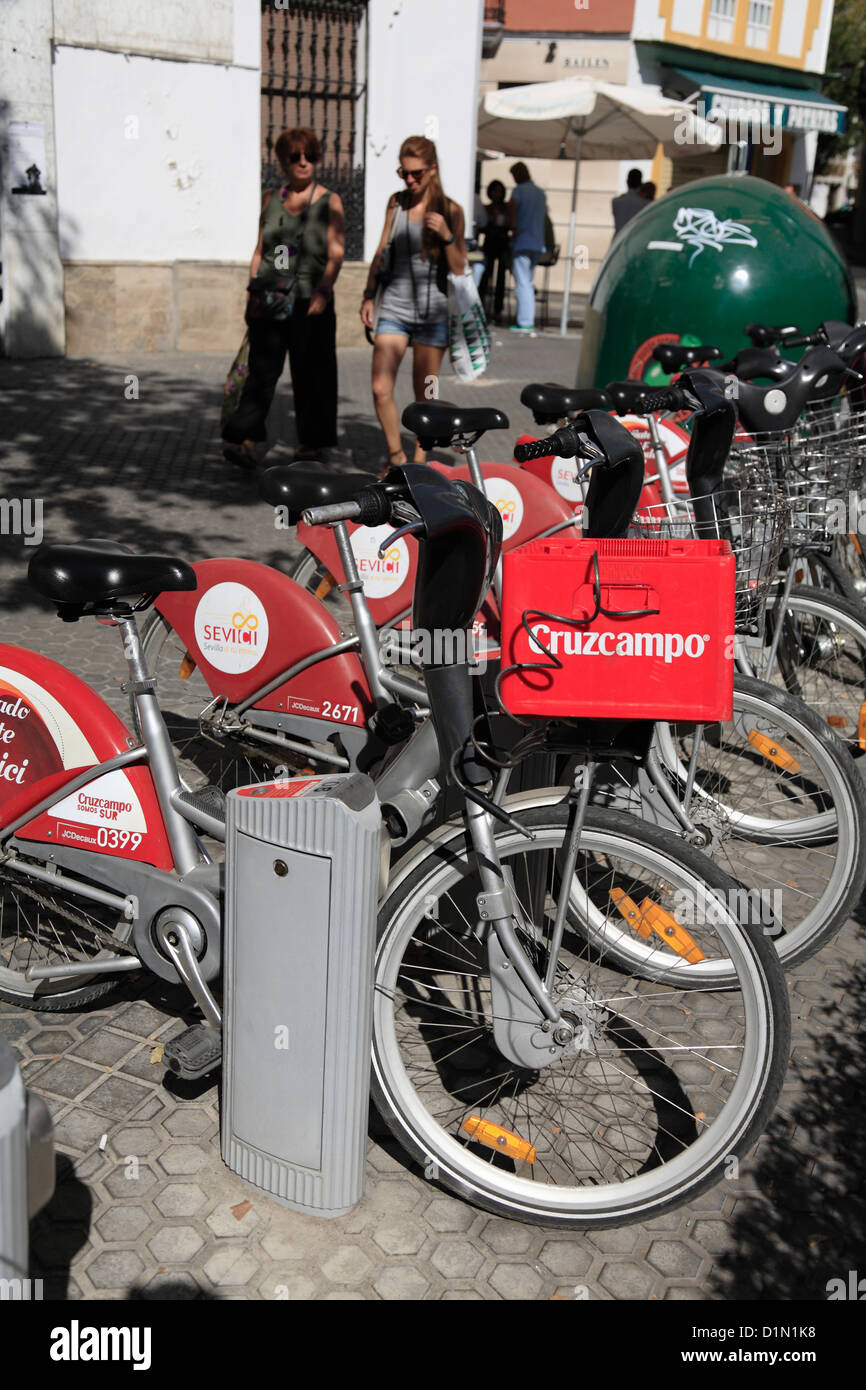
[499,538,735,722]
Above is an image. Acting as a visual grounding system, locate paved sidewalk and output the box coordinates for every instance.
[0,335,864,1301]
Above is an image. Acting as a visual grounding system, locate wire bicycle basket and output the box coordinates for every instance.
[727,399,866,550]
[630,487,789,630]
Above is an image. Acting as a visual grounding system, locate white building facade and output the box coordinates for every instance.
[0,0,483,357]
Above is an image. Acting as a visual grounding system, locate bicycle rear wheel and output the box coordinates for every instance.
[372,805,788,1228]
[765,586,866,755]
[0,866,133,1010]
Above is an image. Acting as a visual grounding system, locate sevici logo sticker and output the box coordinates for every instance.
[549,458,583,504]
[194,582,270,674]
[350,525,410,599]
[486,477,524,541]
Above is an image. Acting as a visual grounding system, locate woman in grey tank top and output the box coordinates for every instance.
[360,135,467,470]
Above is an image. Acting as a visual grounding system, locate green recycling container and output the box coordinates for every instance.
[578,174,857,388]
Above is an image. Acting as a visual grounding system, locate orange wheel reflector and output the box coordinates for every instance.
[827,715,847,728]
[314,571,337,600]
[747,729,801,773]
[609,887,652,939]
[461,1116,537,1164]
[638,899,705,963]
[179,651,196,680]
[859,703,866,751]
[850,532,863,558]
[794,568,806,583]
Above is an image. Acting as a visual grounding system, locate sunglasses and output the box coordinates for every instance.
[398,166,429,182]
[288,150,313,165]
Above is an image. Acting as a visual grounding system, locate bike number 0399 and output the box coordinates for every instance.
[96,827,143,851]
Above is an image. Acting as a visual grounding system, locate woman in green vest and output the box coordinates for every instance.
[223,127,345,467]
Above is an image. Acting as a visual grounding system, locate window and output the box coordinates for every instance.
[707,0,737,43]
[746,0,773,49]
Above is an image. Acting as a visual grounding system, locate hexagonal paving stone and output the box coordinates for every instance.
[113,1001,174,1038]
[203,1246,260,1288]
[598,1260,655,1300]
[157,1144,208,1176]
[431,1239,484,1279]
[95,1205,151,1244]
[590,1226,641,1254]
[147,1225,205,1263]
[373,1266,430,1300]
[664,1284,705,1300]
[322,1291,369,1300]
[27,1029,77,1057]
[104,1162,159,1199]
[207,1203,259,1238]
[692,1219,731,1255]
[260,1230,310,1262]
[84,1074,153,1120]
[52,1108,111,1152]
[480,1219,533,1255]
[34,1058,101,1099]
[423,1195,476,1232]
[366,1143,407,1175]
[489,1263,544,1299]
[73,1030,138,1067]
[538,1240,592,1278]
[268,1274,317,1300]
[372,1220,426,1256]
[647,1240,702,1279]
[154,1184,208,1219]
[441,1289,485,1299]
[162,1109,212,1138]
[366,1177,422,1215]
[85,1249,146,1291]
[320,1246,374,1285]
[111,1124,163,1158]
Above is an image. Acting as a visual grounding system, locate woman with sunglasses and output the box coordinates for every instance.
[360,135,466,469]
[223,127,345,467]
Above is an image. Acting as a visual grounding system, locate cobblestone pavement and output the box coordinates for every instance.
[0,332,864,1301]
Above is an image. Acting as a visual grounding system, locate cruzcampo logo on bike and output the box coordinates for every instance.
[194,582,270,675]
[485,477,524,542]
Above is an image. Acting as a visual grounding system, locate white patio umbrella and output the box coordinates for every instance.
[478,78,723,335]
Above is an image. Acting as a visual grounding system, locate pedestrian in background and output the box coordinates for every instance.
[508,162,547,333]
[478,179,510,325]
[611,167,646,233]
[223,127,344,467]
[360,135,466,470]
[639,181,657,202]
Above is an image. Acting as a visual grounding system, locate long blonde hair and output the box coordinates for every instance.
[400,135,450,260]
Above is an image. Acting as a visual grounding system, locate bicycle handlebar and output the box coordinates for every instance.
[636,387,690,414]
[302,486,392,528]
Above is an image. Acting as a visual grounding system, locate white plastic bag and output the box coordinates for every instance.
[447,270,491,382]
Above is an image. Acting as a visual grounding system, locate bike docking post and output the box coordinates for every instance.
[0,1042,54,1291]
[220,772,381,1217]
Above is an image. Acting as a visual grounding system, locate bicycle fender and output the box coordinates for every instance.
[156,558,374,727]
[0,644,173,870]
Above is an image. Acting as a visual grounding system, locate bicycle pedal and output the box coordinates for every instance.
[177,785,227,826]
[163,1024,222,1080]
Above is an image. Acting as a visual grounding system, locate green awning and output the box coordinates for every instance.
[671,66,846,135]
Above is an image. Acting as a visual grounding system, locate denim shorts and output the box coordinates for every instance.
[376,315,448,348]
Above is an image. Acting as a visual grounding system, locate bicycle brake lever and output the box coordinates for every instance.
[378,521,424,556]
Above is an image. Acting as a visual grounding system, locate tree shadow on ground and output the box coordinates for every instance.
[710,933,866,1300]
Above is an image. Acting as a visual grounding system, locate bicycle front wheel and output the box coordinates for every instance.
[372,806,789,1228]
